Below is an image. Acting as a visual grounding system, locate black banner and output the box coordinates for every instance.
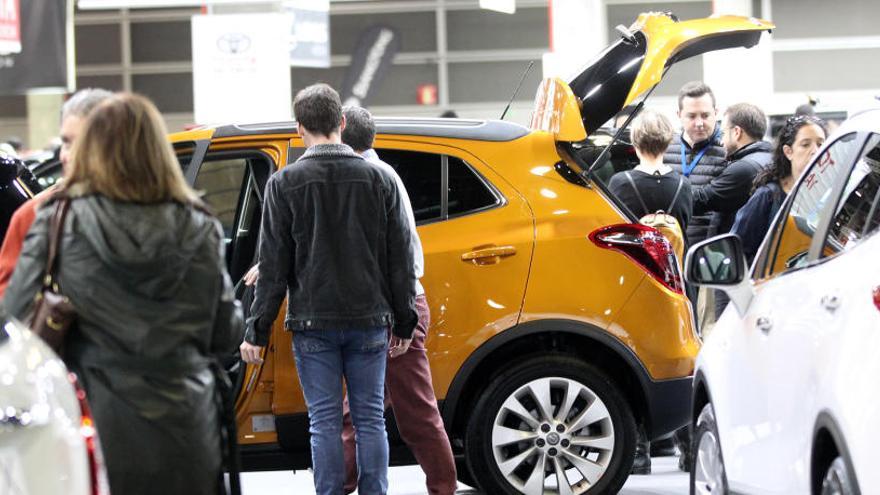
[0,0,68,95]
[340,25,399,107]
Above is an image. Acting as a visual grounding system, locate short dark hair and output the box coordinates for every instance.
[677,81,716,110]
[293,83,342,137]
[341,106,376,152]
[725,103,767,140]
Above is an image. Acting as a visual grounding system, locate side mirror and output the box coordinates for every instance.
[684,234,753,315]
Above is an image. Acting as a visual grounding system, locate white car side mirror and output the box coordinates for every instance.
[684,233,754,315]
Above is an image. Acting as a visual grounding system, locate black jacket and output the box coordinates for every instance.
[245,143,417,346]
[731,181,785,264]
[608,169,693,233]
[4,195,243,495]
[693,140,773,235]
[664,130,727,244]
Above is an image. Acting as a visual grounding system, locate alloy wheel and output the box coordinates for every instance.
[694,426,724,494]
[490,377,615,494]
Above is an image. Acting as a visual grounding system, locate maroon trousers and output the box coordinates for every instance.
[342,294,457,494]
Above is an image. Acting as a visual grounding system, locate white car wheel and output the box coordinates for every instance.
[691,403,728,495]
[820,456,856,495]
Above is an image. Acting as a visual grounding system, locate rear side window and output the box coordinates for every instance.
[194,158,247,235]
[821,134,880,257]
[376,149,500,224]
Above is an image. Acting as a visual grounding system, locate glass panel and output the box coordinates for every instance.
[76,75,124,92]
[449,60,542,104]
[448,157,498,217]
[767,133,862,275]
[822,135,880,257]
[375,149,442,223]
[330,12,436,55]
[131,21,192,63]
[774,49,880,92]
[446,7,548,51]
[132,73,193,113]
[772,0,880,38]
[194,158,247,237]
[75,24,122,65]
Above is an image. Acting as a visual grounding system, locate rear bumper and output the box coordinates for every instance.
[644,375,693,440]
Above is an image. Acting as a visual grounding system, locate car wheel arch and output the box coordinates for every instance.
[692,371,711,424]
[811,411,861,495]
[441,319,654,440]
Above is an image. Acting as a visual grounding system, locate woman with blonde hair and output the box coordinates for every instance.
[4,92,243,494]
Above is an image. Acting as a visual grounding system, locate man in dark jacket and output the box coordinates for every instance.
[240,83,417,495]
[694,103,772,236]
[695,103,772,322]
[663,81,727,245]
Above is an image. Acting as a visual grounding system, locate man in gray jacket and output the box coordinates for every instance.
[240,84,417,495]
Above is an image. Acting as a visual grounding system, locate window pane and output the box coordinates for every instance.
[447,7,548,51]
[330,12,436,55]
[822,135,880,257]
[194,157,247,236]
[767,133,862,275]
[0,95,26,118]
[772,0,880,38]
[774,49,880,92]
[131,21,192,63]
[449,60,542,104]
[448,157,498,217]
[132,73,193,113]
[75,24,121,65]
[76,75,123,92]
[375,149,442,223]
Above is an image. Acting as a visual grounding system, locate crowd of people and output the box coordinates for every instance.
[0,77,829,494]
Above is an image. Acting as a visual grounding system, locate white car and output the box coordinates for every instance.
[685,109,880,494]
[0,314,109,495]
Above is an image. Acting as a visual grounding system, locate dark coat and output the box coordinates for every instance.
[4,194,243,495]
[246,143,417,347]
[693,140,773,235]
[730,181,785,264]
[664,130,727,244]
[608,169,694,233]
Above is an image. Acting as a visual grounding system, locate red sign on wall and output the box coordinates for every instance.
[417,84,438,105]
[0,0,21,55]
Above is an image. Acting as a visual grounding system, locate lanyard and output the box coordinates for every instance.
[679,127,718,177]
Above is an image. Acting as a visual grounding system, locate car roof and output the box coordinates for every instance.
[210,117,531,142]
[834,107,880,135]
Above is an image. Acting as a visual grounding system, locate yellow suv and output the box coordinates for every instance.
[170,13,772,494]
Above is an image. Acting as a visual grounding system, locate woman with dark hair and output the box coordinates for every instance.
[731,114,827,263]
[4,92,243,494]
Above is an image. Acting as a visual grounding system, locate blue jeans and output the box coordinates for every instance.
[293,327,389,495]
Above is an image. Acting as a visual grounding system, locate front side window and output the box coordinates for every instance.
[762,132,863,276]
[376,149,500,224]
[821,134,880,258]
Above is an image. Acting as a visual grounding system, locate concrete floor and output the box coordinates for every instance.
[240,456,688,494]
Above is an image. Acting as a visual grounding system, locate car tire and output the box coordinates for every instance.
[820,456,857,495]
[464,355,636,495]
[690,403,728,495]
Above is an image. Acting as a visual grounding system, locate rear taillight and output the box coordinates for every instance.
[873,286,880,312]
[589,223,684,294]
[68,372,110,495]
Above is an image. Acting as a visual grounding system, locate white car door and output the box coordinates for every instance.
[730,131,869,493]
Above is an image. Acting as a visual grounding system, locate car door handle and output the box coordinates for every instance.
[820,294,841,312]
[461,245,517,264]
[756,316,772,334]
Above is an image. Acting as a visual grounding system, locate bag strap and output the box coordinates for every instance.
[624,171,650,217]
[666,175,685,213]
[43,198,71,289]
